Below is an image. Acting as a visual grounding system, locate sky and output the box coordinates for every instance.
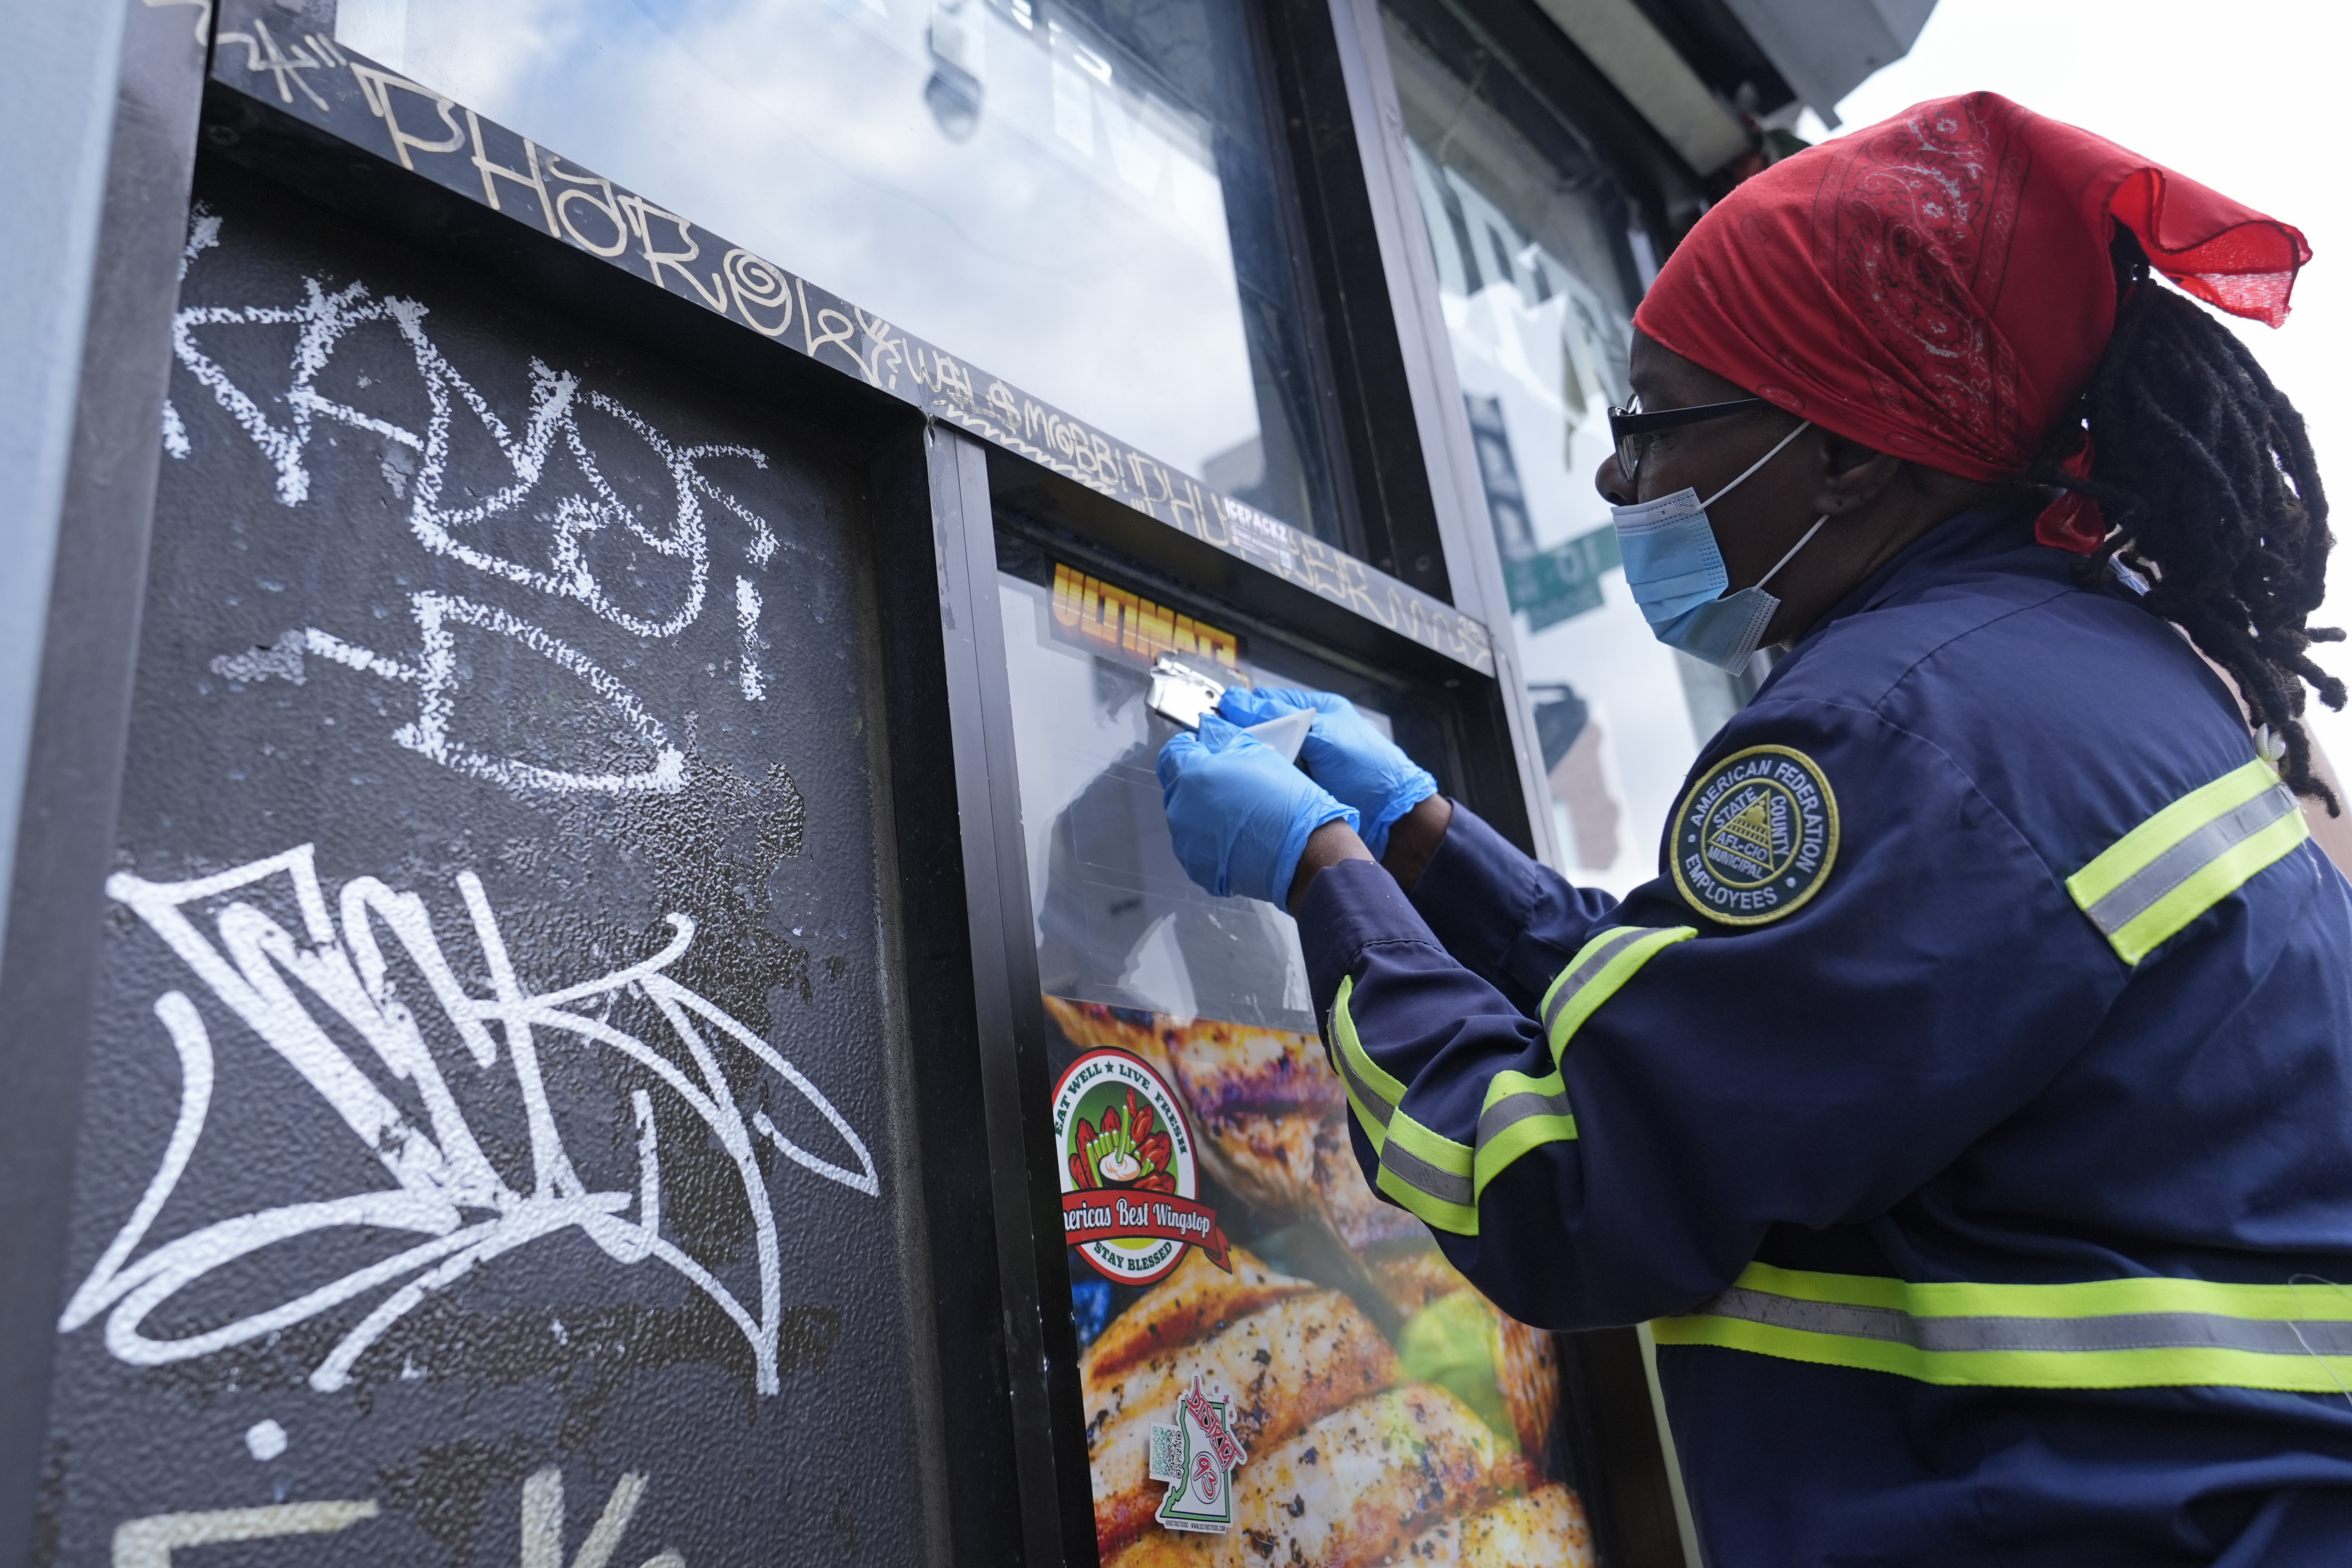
[1795,0,2352,768]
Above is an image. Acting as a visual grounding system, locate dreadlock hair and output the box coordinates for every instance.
[2027,229,2346,812]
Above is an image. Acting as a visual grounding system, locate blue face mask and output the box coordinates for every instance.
[1608,420,1828,675]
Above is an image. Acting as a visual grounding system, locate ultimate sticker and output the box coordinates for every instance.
[1671,744,1839,925]
[1053,1049,1230,1285]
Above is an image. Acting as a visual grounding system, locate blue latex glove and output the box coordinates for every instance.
[1217,686,1438,860]
[1157,714,1359,903]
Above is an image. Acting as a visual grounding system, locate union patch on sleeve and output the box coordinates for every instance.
[1669,744,1840,925]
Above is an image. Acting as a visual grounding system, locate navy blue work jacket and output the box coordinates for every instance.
[1299,505,2352,1563]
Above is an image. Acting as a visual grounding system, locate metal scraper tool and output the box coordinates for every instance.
[1146,654,1225,731]
[1146,654,1312,764]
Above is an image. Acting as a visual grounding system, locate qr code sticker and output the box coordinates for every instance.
[1148,1423,1184,1484]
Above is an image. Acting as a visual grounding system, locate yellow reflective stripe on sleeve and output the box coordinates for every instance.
[1328,975,1403,1154]
[1472,1068,1576,1204]
[1334,976,1478,1233]
[1456,924,1695,1209]
[2066,758,2311,966]
[1539,925,1697,1058]
[1652,1261,2352,1393]
[1332,924,1697,1236]
[1375,1109,1476,1234]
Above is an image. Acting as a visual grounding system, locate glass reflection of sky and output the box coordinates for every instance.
[1386,7,1714,893]
[339,0,1263,490]
[1420,148,1698,891]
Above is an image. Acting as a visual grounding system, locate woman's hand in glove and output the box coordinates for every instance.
[1216,686,1438,859]
[1156,714,1360,903]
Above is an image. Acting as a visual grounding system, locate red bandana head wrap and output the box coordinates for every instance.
[1632,92,2311,551]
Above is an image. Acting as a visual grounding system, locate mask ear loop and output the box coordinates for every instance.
[1753,515,1830,592]
[1701,419,1813,509]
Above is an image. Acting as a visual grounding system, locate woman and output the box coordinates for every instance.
[1157,94,2352,1562]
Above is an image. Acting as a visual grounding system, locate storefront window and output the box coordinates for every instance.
[1383,0,1747,892]
[997,544,1355,1035]
[993,535,1598,1560]
[336,0,1341,540]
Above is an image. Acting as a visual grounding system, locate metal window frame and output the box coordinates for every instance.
[0,1,1697,1565]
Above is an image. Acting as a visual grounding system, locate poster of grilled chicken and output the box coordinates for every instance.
[1046,999,1593,1568]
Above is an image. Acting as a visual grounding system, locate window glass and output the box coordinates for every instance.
[336,0,1341,540]
[1382,0,1749,892]
[997,549,1367,1032]
[993,536,1599,1559]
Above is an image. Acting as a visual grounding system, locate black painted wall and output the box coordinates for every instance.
[33,166,945,1568]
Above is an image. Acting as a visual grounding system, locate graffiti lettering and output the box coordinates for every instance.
[172,222,782,793]
[63,845,876,1396]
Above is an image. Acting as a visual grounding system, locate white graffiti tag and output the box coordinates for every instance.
[169,212,782,795]
[62,846,876,1396]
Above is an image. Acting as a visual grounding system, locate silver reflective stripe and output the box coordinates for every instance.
[2083,783,2300,938]
[1540,927,1649,1037]
[1332,1040,1395,1132]
[1379,1138,1471,1208]
[1476,1087,1571,1148]
[1696,1285,2352,1358]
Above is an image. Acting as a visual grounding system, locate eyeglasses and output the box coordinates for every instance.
[1608,396,1770,487]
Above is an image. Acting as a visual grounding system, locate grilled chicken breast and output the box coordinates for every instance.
[1160,1016,1344,1216]
[1086,1288,1402,1556]
[1045,996,1181,1081]
[1193,1107,1327,1216]
[1104,1386,1522,1568]
[1370,1248,1471,1318]
[1383,1487,1596,1568]
[1315,1114,1422,1249]
[1085,1246,1320,1388]
[1160,1016,1343,1122]
[1493,1317,1561,1462]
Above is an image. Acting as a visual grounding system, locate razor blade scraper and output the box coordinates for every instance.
[1146,653,1311,765]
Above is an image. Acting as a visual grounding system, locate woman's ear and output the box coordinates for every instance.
[1813,435,1904,515]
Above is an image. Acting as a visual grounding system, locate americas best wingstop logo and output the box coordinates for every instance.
[1053,1049,1230,1284]
[1671,744,1839,925]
